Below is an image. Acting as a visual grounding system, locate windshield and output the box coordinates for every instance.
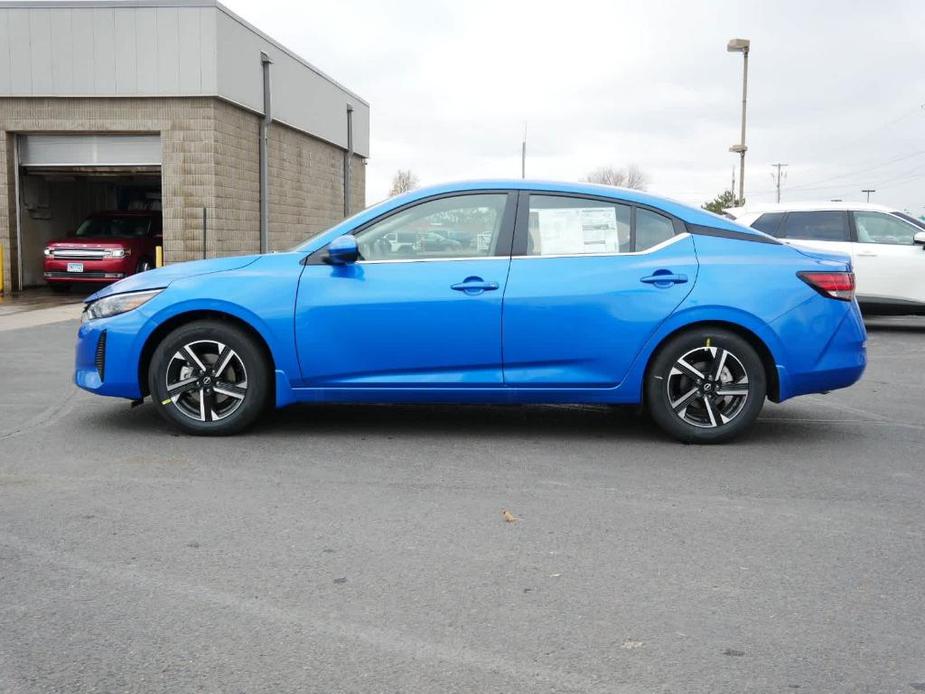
[289,197,395,252]
[73,216,152,238]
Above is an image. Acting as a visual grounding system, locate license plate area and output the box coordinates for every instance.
[67,262,84,273]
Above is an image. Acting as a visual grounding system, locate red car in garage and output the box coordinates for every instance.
[43,211,162,291]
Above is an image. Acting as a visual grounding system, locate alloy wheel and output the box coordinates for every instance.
[164,340,248,422]
[666,345,750,428]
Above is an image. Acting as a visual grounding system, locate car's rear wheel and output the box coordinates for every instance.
[645,328,766,444]
[148,320,270,435]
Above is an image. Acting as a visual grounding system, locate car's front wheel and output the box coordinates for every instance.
[645,328,767,444]
[148,320,270,435]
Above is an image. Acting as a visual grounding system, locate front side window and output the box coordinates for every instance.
[892,211,925,231]
[854,211,918,245]
[355,194,508,261]
[779,211,849,242]
[526,195,631,255]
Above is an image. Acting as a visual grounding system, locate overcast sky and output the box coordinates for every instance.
[225,0,925,212]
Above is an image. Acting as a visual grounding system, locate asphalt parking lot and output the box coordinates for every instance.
[1,316,923,693]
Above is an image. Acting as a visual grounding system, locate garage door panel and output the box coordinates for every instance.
[19,135,162,168]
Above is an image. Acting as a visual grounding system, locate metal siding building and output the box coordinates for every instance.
[0,0,368,293]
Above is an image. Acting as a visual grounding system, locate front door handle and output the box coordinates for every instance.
[856,251,877,257]
[451,276,500,295]
[641,271,688,287]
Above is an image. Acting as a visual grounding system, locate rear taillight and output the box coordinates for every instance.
[798,271,855,301]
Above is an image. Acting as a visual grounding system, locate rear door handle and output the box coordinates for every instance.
[451,276,500,294]
[856,252,877,257]
[641,272,688,286]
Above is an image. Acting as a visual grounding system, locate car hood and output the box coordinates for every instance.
[85,254,263,302]
[50,237,133,247]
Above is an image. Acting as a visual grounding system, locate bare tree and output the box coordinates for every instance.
[624,164,649,191]
[389,169,419,196]
[584,164,649,191]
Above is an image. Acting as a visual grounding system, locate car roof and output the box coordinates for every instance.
[726,200,896,217]
[391,179,752,234]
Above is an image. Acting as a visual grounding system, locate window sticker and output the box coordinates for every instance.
[533,207,621,254]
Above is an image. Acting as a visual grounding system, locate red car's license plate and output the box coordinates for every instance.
[67,262,84,273]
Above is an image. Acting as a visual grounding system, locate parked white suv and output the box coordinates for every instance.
[726,202,925,315]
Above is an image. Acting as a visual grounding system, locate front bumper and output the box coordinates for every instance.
[75,308,149,399]
[45,257,133,283]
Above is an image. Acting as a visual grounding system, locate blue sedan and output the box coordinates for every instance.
[75,180,866,443]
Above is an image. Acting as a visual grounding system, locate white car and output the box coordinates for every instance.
[726,201,925,315]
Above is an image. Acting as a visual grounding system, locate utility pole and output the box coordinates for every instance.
[862,188,876,202]
[771,163,788,203]
[731,167,736,200]
[727,38,750,205]
[521,121,527,179]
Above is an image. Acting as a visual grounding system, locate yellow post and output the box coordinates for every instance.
[155,245,163,268]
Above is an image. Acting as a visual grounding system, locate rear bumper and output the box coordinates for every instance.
[776,301,867,400]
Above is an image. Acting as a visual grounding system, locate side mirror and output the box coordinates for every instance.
[914,231,925,247]
[326,235,359,265]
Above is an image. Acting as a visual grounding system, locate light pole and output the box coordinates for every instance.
[862,188,875,202]
[727,38,750,206]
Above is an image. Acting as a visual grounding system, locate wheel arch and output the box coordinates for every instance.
[643,320,781,402]
[138,309,276,400]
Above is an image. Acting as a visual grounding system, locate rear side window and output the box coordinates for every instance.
[526,195,631,255]
[751,212,786,236]
[635,209,675,250]
[779,211,849,241]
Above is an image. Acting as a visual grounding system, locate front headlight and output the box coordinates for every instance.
[107,248,131,258]
[44,247,53,257]
[82,289,163,322]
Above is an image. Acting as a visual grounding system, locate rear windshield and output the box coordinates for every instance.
[74,216,152,238]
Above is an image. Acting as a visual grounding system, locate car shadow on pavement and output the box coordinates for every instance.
[80,398,836,448]
[863,317,925,333]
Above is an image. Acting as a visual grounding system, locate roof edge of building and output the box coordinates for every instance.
[0,0,369,108]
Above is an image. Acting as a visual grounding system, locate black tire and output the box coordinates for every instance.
[645,327,766,444]
[49,283,71,293]
[148,320,270,435]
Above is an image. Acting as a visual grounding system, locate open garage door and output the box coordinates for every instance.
[14,134,162,291]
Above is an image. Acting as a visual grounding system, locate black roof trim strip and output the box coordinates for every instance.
[687,223,781,245]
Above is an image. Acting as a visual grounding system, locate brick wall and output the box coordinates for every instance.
[0,96,365,293]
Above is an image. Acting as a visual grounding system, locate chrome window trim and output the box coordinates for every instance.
[353,233,689,265]
[357,255,510,265]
